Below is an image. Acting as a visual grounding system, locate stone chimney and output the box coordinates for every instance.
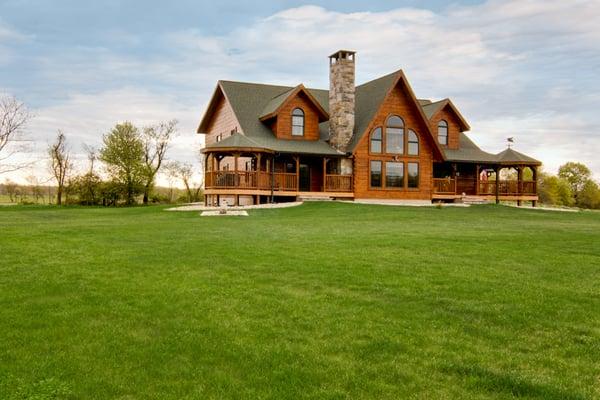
[328,50,356,152]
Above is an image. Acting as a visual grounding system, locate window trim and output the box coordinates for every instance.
[438,120,448,146]
[407,129,419,156]
[385,115,405,154]
[407,162,420,189]
[369,127,383,154]
[291,108,305,137]
[369,160,383,188]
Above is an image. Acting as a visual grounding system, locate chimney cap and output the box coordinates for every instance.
[329,50,356,60]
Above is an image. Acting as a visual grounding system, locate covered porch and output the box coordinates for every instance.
[432,162,539,205]
[203,147,353,206]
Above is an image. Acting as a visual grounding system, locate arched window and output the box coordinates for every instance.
[438,120,448,145]
[370,127,382,153]
[386,115,404,154]
[408,130,419,155]
[292,108,304,136]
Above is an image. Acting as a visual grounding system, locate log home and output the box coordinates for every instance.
[198,50,540,206]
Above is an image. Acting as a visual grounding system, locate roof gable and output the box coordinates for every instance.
[348,70,445,160]
[259,84,329,122]
[422,99,470,131]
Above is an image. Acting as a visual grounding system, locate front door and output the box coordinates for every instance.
[299,164,310,191]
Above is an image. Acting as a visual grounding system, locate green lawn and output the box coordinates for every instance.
[0,203,599,399]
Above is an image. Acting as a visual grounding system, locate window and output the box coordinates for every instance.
[216,133,222,143]
[386,115,404,154]
[370,127,382,153]
[408,162,419,188]
[386,162,404,188]
[438,120,448,145]
[408,130,419,156]
[292,108,304,136]
[370,160,382,188]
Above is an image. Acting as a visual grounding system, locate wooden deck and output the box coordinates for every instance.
[432,178,538,202]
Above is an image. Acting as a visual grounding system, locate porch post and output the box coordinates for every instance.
[294,155,300,192]
[323,158,328,192]
[234,153,239,206]
[532,166,538,207]
[475,164,480,195]
[495,166,500,204]
[517,165,523,206]
[452,163,457,194]
[255,152,261,189]
[271,154,275,203]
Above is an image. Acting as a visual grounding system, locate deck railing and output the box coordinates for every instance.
[433,178,455,194]
[206,170,352,193]
[433,178,537,196]
[325,174,353,192]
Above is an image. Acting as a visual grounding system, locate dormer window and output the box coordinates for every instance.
[292,108,305,136]
[438,120,448,145]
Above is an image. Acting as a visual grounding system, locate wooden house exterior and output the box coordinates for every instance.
[197,50,541,206]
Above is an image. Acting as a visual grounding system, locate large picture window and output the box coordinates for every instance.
[438,120,448,145]
[385,162,404,188]
[370,160,382,188]
[370,127,382,153]
[292,108,305,136]
[407,162,419,188]
[385,115,404,154]
[408,130,419,156]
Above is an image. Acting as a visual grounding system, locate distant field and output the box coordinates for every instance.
[0,203,599,399]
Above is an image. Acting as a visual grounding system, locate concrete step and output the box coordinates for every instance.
[298,196,334,202]
[461,196,493,205]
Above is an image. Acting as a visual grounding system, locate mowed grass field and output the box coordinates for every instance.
[0,203,599,399]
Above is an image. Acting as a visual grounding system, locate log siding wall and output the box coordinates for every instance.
[272,92,321,141]
[429,106,462,150]
[353,81,434,200]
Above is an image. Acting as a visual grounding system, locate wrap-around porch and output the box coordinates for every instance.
[433,162,539,205]
[203,148,353,206]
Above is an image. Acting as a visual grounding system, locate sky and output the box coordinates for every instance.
[1,0,599,185]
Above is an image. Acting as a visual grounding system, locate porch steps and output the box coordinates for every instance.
[298,195,334,202]
[460,196,494,205]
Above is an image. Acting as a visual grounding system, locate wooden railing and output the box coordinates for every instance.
[206,170,354,193]
[273,173,297,191]
[325,174,353,192]
[433,178,537,196]
[433,178,455,194]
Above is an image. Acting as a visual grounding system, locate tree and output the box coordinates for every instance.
[48,131,72,205]
[141,120,177,204]
[0,95,31,174]
[26,175,45,203]
[3,179,17,202]
[577,179,600,209]
[169,161,203,203]
[100,122,145,205]
[558,162,591,200]
[538,173,574,206]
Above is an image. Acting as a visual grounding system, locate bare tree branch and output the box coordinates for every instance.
[141,119,178,204]
[48,130,72,205]
[0,95,32,174]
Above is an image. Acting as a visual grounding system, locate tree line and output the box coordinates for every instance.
[1,95,202,206]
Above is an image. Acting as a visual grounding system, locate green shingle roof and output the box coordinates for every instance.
[203,76,539,165]
[496,147,541,165]
[443,133,541,165]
